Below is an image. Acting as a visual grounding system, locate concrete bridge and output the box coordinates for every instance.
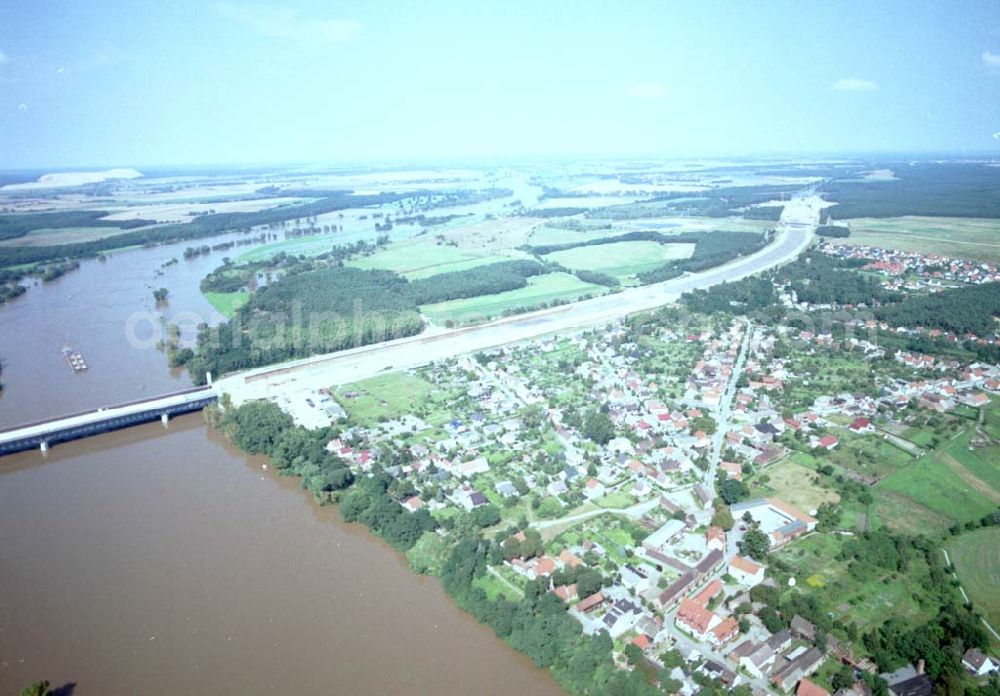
[0,386,218,456]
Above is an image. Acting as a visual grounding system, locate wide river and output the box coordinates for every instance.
[0,186,562,695]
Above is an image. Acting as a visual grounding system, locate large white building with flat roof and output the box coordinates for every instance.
[730,498,817,547]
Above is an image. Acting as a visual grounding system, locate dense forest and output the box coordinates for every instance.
[186,265,424,382]
[574,269,620,287]
[875,282,1000,336]
[743,205,784,221]
[682,252,901,311]
[644,183,801,218]
[635,231,769,284]
[0,209,154,241]
[406,259,543,304]
[188,257,554,382]
[821,163,1000,219]
[681,276,777,314]
[780,252,901,306]
[524,207,591,218]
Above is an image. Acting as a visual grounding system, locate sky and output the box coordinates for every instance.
[1,0,999,168]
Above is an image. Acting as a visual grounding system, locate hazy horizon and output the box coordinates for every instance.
[5,149,1000,176]
[2,0,999,168]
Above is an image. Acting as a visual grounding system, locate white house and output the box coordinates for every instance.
[728,555,765,586]
[620,565,653,594]
[583,477,607,500]
[963,648,997,676]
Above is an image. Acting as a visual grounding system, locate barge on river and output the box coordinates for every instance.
[63,346,88,372]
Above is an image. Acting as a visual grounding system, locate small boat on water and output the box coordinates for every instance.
[62,345,88,372]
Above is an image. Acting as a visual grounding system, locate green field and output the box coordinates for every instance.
[945,527,1000,630]
[984,397,1000,440]
[528,226,635,247]
[546,240,695,280]
[941,440,1000,495]
[203,290,249,318]
[776,533,938,633]
[348,238,517,279]
[419,272,605,325]
[825,434,915,480]
[750,457,840,513]
[235,232,348,262]
[472,570,523,602]
[874,434,999,535]
[594,490,635,509]
[0,226,127,247]
[831,216,1000,263]
[332,372,444,428]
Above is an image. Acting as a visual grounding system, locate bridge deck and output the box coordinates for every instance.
[0,386,217,453]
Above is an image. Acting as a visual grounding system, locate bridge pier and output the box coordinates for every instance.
[40,441,48,454]
[161,412,169,428]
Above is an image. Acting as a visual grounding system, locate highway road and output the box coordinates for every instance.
[219,195,823,406]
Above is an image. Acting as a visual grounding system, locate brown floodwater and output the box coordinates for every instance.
[0,202,560,695]
[0,414,563,695]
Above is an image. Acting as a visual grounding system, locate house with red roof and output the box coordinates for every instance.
[553,584,578,602]
[709,616,740,646]
[795,678,830,696]
[706,526,726,552]
[574,592,605,614]
[631,633,652,652]
[848,417,874,433]
[813,435,839,450]
[728,555,764,586]
[676,597,721,638]
[692,579,723,607]
[721,460,743,481]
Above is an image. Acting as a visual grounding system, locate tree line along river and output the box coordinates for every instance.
[0,227,562,695]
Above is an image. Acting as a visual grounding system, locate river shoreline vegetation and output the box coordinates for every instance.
[210,398,729,695]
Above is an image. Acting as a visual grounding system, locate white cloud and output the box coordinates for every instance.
[217,3,361,43]
[625,82,669,99]
[830,77,878,92]
[983,50,1000,69]
[0,50,7,65]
